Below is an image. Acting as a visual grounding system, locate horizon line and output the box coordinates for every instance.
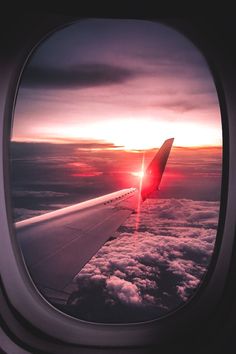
[11,137,222,151]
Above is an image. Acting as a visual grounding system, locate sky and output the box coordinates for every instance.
[12,19,222,149]
[10,19,222,323]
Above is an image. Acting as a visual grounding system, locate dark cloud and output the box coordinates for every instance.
[149,95,218,113]
[10,141,122,160]
[21,63,138,89]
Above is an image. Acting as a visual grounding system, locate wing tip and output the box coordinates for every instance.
[165,137,174,144]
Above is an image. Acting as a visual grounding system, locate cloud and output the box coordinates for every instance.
[149,94,218,113]
[106,276,142,305]
[10,142,222,227]
[68,198,220,322]
[12,146,220,319]
[13,208,51,221]
[12,190,69,198]
[21,63,138,89]
[67,162,103,177]
[11,143,221,208]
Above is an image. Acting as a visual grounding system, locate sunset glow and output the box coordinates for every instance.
[12,19,221,150]
[131,170,145,178]
[13,118,221,150]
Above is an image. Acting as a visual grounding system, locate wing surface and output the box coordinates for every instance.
[16,189,138,291]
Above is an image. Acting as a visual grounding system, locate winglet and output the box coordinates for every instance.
[141,138,174,201]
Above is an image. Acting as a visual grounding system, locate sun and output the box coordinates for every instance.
[131,171,145,178]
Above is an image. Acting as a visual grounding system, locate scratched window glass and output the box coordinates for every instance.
[11,19,222,323]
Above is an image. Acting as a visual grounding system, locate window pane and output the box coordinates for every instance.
[10,19,222,323]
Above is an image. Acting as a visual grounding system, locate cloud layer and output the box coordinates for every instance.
[10,141,221,322]
[58,198,220,323]
[10,143,222,224]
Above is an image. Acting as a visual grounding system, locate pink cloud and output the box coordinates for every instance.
[73,198,220,314]
[106,276,142,305]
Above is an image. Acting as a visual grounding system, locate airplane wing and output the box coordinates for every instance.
[15,138,174,292]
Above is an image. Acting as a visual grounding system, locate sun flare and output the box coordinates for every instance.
[131,171,145,178]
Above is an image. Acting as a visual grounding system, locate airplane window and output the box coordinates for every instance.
[10,19,222,324]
